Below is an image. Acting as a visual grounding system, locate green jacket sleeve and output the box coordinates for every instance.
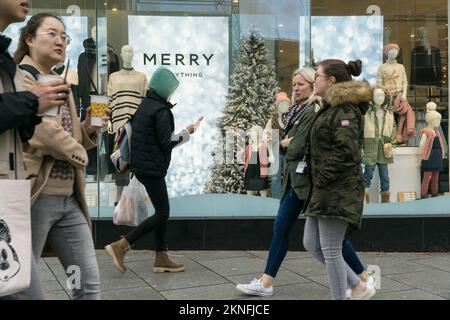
[316,106,361,187]
[286,105,317,161]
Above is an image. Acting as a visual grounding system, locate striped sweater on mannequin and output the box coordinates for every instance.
[107,69,148,133]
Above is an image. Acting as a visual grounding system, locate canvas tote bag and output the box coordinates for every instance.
[0,179,31,297]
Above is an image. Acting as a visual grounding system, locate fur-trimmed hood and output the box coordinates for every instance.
[327,80,373,110]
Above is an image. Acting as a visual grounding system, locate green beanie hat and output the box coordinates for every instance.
[148,67,180,101]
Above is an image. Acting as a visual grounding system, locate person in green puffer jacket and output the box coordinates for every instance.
[303,59,376,300]
[362,84,397,203]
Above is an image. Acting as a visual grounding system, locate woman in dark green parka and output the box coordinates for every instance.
[303,59,376,300]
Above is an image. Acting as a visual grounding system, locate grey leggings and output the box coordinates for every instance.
[303,216,361,300]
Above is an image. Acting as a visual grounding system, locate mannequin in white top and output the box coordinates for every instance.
[377,46,408,101]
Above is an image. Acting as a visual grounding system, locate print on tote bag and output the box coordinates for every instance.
[0,220,21,282]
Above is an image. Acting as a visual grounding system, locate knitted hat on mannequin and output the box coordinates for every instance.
[383,43,400,55]
[425,102,442,124]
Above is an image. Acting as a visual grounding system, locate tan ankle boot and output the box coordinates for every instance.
[153,251,185,273]
[364,191,370,204]
[105,237,131,273]
[381,191,391,203]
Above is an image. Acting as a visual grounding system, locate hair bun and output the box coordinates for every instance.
[347,60,362,77]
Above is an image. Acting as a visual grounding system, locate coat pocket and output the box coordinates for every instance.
[23,153,43,189]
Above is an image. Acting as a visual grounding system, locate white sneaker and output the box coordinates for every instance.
[236,278,273,297]
[345,288,352,299]
[350,286,376,300]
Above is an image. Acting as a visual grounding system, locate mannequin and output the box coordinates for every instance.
[244,125,270,197]
[419,103,445,198]
[410,27,442,87]
[263,92,290,199]
[377,44,415,144]
[108,45,147,133]
[107,45,148,204]
[363,85,397,203]
[383,28,403,63]
[377,44,407,100]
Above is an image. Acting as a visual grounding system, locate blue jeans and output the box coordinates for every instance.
[264,184,366,277]
[364,163,390,192]
[271,154,286,199]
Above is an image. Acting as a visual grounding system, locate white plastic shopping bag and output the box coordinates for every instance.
[113,176,148,227]
[0,180,31,297]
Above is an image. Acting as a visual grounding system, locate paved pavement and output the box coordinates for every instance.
[38,250,450,300]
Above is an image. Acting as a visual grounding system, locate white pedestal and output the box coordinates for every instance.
[366,147,421,203]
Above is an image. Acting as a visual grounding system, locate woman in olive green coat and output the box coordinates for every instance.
[303,59,376,300]
[236,68,320,297]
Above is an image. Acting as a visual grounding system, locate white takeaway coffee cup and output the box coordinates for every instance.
[37,74,64,117]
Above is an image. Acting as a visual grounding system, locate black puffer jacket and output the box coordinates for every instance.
[130,90,182,178]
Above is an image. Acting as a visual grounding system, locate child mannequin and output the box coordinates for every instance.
[245,125,270,197]
[363,85,397,203]
[419,103,445,198]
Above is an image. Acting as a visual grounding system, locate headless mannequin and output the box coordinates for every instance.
[419,103,443,198]
[246,125,269,197]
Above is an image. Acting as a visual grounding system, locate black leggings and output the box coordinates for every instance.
[125,175,169,251]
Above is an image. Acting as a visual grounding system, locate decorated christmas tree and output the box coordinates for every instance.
[205,30,279,194]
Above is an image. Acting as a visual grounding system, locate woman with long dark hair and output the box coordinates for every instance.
[303,59,376,300]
